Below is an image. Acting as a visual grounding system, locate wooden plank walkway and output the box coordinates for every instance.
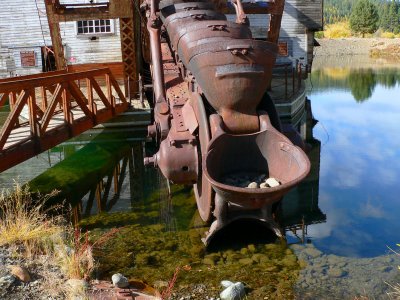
[0,68,131,172]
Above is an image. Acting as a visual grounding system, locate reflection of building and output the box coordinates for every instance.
[278,98,326,242]
[242,0,323,139]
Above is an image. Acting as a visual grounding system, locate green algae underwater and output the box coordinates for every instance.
[26,133,303,299]
[80,185,303,299]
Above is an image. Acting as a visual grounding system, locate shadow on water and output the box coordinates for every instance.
[206,220,278,252]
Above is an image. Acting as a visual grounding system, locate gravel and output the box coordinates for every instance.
[0,246,66,300]
[291,243,400,299]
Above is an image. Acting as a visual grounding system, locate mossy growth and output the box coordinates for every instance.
[28,134,132,206]
[80,186,301,299]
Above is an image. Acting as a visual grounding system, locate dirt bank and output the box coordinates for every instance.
[315,38,400,56]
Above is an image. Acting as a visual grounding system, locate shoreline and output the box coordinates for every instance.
[314,37,400,57]
[313,38,400,69]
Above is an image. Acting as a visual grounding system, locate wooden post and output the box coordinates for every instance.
[120,16,139,98]
[44,0,66,70]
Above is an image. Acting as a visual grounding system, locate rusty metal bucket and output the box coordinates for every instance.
[204,113,311,209]
[188,39,277,133]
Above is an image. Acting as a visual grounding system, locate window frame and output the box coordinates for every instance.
[75,19,115,36]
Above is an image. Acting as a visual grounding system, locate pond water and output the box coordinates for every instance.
[303,66,400,258]
[1,62,400,299]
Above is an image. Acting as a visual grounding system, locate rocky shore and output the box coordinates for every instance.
[315,38,400,57]
[291,244,400,299]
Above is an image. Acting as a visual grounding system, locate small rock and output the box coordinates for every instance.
[154,280,169,289]
[111,273,129,288]
[327,268,347,278]
[303,247,322,258]
[265,178,280,187]
[203,257,216,266]
[9,266,31,282]
[260,182,269,188]
[238,258,253,265]
[66,279,89,292]
[247,244,256,252]
[0,275,16,289]
[221,280,234,288]
[220,282,245,300]
[247,182,258,189]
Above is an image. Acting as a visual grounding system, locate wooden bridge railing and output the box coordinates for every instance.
[0,68,129,172]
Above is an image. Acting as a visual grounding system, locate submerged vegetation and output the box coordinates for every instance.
[80,186,303,299]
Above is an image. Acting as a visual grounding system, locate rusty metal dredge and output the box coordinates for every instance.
[142,0,311,244]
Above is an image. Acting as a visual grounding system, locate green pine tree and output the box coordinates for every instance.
[349,0,379,36]
[379,2,391,31]
[388,0,399,33]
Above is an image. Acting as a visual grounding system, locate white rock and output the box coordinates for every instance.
[247,182,258,189]
[260,182,269,189]
[111,273,129,288]
[220,282,245,300]
[265,178,280,187]
[220,280,234,288]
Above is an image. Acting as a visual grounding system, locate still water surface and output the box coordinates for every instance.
[1,64,400,298]
[301,67,400,258]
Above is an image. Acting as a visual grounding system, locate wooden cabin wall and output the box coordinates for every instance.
[59,19,122,65]
[0,0,52,77]
[0,0,123,78]
[230,0,323,71]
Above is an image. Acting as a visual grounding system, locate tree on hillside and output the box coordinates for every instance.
[388,0,399,33]
[349,0,379,36]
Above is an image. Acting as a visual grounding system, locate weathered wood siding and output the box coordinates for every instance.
[0,0,52,76]
[0,0,122,78]
[231,0,323,70]
[60,20,122,65]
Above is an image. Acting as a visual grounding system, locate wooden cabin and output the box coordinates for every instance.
[234,0,323,75]
[0,0,139,98]
[0,0,322,79]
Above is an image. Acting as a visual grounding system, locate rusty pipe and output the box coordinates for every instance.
[231,0,248,25]
[147,0,166,103]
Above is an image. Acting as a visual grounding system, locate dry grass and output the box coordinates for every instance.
[0,183,92,299]
[0,182,62,256]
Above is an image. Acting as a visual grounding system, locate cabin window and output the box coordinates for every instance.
[76,19,114,35]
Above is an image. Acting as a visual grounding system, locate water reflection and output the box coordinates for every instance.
[308,67,400,257]
[310,68,400,102]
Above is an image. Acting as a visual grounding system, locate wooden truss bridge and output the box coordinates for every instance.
[0,68,129,172]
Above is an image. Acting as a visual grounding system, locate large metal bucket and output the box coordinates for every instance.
[188,39,277,133]
[167,21,252,65]
[204,114,311,209]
